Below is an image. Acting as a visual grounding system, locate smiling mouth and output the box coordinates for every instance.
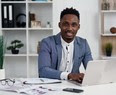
[66,32,73,37]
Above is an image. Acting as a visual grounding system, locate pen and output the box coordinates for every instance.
[40,78,44,82]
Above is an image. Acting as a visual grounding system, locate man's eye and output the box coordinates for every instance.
[62,23,69,27]
[72,23,78,27]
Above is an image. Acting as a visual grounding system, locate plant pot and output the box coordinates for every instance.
[0,69,5,79]
[106,51,112,56]
[11,50,19,54]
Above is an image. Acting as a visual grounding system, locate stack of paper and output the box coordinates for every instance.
[0,78,61,95]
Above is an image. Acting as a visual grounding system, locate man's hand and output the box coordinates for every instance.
[68,73,84,83]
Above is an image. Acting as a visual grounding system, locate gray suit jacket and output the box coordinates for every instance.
[38,33,93,79]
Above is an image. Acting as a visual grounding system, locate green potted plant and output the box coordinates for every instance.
[7,40,24,54]
[105,43,113,56]
[0,35,5,79]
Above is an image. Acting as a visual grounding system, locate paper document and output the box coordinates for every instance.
[0,79,58,95]
[21,78,62,84]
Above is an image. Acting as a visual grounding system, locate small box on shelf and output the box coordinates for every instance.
[31,21,41,28]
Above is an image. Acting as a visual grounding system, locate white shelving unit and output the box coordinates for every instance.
[100,0,116,59]
[0,0,53,78]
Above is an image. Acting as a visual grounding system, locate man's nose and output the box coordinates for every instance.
[67,25,73,30]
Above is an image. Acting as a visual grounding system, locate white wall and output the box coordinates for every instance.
[53,0,100,59]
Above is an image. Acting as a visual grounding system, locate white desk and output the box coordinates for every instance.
[0,80,116,95]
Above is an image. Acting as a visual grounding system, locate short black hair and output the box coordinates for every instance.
[60,7,80,20]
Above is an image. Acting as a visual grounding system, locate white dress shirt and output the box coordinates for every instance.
[59,37,74,80]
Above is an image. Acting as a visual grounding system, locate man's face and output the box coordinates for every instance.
[59,14,80,43]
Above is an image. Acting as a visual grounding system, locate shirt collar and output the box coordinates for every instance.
[60,36,74,46]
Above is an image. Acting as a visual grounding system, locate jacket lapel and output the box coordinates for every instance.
[54,33,62,70]
[72,38,80,72]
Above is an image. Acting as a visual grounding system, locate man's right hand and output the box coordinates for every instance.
[68,73,84,83]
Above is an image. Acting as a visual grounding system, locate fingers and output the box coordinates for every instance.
[77,74,84,83]
[68,73,84,83]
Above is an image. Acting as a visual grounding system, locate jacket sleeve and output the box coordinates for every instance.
[38,38,62,79]
[82,39,93,69]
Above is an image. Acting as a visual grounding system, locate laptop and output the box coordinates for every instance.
[69,60,116,86]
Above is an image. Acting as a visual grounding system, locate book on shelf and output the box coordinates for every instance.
[2,4,14,28]
[2,4,9,28]
[8,4,14,28]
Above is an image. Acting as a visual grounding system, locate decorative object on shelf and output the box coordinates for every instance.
[7,40,24,54]
[109,0,115,10]
[105,43,113,56]
[0,36,5,79]
[114,2,116,9]
[102,0,110,10]
[31,21,41,28]
[30,13,35,21]
[46,21,51,28]
[29,12,35,27]
[16,13,26,28]
[29,12,41,28]
[110,27,116,34]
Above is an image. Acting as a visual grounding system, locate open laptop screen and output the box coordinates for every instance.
[70,60,116,86]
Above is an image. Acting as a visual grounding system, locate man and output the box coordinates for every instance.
[38,7,93,83]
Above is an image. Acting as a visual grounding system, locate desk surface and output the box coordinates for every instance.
[0,80,116,95]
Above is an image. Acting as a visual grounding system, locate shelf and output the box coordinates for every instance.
[101,10,116,13]
[5,54,39,57]
[2,28,53,31]
[1,1,26,3]
[101,56,116,60]
[101,34,116,36]
[2,28,26,31]
[28,54,38,57]
[28,28,53,30]
[5,54,27,57]
[28,1,52,4]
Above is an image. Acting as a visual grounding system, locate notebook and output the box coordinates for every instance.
[69,60,116,86]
